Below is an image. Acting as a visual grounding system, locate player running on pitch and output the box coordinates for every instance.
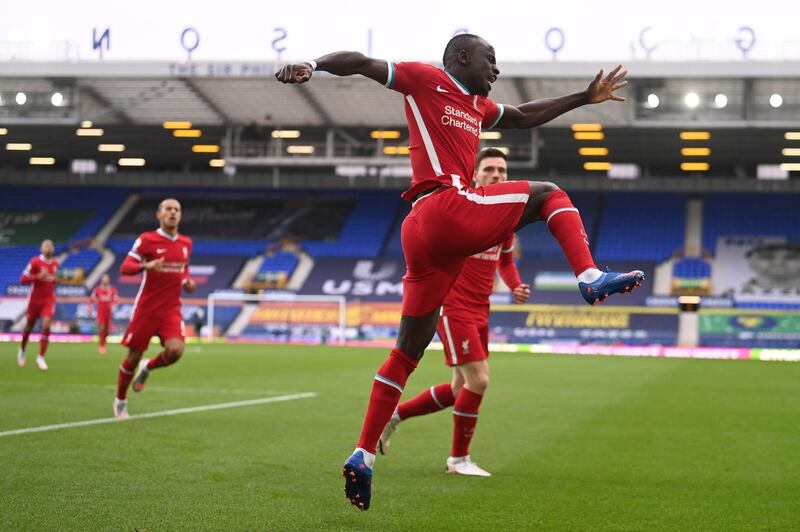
[89,274,118,355]
[276,33,644,510]
[379,148,529,477]
[17,239,59,371]
[113,198,195,419]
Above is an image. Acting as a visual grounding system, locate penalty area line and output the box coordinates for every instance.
[0,392,317,438]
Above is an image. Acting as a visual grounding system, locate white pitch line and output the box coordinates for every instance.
[0,381,290,396]
[0,392,317,438]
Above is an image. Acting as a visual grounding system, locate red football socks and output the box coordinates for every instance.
[147,351,176,370]
[38,327,50,356]
[397,383,455,420]
[356,348,418,454]
[117,358,137,400]
[451,387,484,458]
[99,332,107,348]
[540,189,597,276]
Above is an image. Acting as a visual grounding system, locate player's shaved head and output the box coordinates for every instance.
[442,33,498,97]
[443,33,485,68]
[40,239,54,257]
[157,198,182,233]
[158,198,181,212]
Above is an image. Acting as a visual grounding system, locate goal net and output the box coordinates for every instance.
[206,292,347,345]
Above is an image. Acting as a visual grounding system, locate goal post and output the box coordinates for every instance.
[206,292,347,344]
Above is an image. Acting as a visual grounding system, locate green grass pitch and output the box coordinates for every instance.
[1,342,799,530]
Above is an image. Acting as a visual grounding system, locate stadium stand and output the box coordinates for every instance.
[595,192,686,261]
[702,193,800,252]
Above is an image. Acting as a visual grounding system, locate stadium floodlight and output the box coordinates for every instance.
[680,131,711,140]
[192,144,220,153]
[681,147,711,156]
[163,121,192,129]
[680,162,710,171]
[15,92,26,105]
[0,128,7,135]
[684,92,700,109]
[80,120,93,128]
[646,93,659,108]
[76,128,104,136]
[98,144,125,152]
[118,157,145,166]
[479,131,502,140]
[271,129,301,139]
[209,158,225,167]
[173,129,202,138]
[6,143,32,151]
[785,132,800,140]
[51,92,63,106]
[370,130,402,139]
[574,132,604,140]
[583,162,611,171]
[579,147,609,156]
[383,146,410,155]
[782,148,800,156]
[571,123,602,132]
[714,94,728,108]
[770,94,783,108]
[779,163,800,171]
[29,157,55,165]
[206,292,346,344]
[286,145,315,154]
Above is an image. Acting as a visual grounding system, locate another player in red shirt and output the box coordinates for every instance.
[113,198,195,419]
[277,34,644,510]
[90,274,118,355]
[380,148,529,476]
[17,239,59,371]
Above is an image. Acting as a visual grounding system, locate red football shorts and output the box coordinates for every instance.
[401,180,529,316]
[96,310,112,329]
[122,309,185,352]
[436,313,489,367]
[27,299,55,322]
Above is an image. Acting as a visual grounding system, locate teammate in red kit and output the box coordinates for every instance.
[90,274,118,355]
[17,239,59,371]
[113,198,195,419]
[276,33,644,510]
[379,148,529,477]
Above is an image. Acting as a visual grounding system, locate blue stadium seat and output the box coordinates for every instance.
[595,193,686,261]
[702,194,800,252]
[673,257,711,278]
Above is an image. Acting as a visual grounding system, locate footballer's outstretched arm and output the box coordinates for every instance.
[496,65,628,129]
[275,52,389,86]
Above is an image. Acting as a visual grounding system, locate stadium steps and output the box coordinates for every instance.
[233,256,264,290]
[286,253,314,291]
[227,304,258,336]
[93,193,140,248]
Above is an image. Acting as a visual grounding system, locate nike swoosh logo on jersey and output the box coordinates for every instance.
[156,248,167,254]
[436,85,449,93]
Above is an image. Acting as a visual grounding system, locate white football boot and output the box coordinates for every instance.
[113,398,129,419]
[132,359,150,392]
[446,456,492,477]
[17,348,26,368]
[35,355,48,371]
[378,410,401,455]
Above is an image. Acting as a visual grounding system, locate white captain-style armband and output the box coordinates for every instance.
[305,60,318,71]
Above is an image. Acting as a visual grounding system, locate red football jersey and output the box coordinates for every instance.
[386,62,503,201]
[442,235,520,322]
[91,285,118,314]
[20,255,59,304]
[123,228,192,317]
